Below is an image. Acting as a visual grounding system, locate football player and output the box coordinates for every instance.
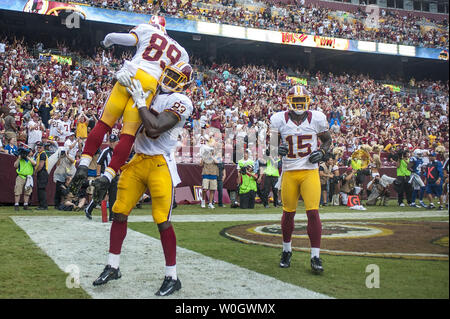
[270,85,332,273]
[92,62,193,297]
[69,16,189,202]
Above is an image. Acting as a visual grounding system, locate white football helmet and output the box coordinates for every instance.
[286,85,311,115]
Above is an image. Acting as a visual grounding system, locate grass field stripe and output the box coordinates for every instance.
[124,210,449,223]
[11,216,331,299]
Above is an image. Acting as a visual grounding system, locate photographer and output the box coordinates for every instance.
[366,174,391,206]
[328,155,341,206]
[390,149,412,207]
[233,149,254,208]
[34,141,49,210]
[339,167,357,205]
[13,147,36,211]
[319,155,334,206]
[239,163,258,209]
[53,149,75,209]
[260,148,281,208]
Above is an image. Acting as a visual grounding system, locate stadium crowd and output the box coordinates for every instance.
[62,0,449,49]
[0,35,448,209]
[0,36,448,160]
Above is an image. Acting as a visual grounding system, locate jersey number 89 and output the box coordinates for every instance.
[142,33,181,70]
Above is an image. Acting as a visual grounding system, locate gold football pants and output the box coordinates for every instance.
[100,69,158,136]
[281,169,321,212]
[112,154,174,224]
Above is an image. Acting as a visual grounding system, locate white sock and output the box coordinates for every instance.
[15,203,19,206]
[24,203,28,206]
[165,265,177,280]
[103,168,116,183]
[282,241,292,252]
[311,247,320,259]
[79,156,92,168]
[108,253,120,269]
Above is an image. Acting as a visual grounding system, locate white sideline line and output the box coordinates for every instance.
[128,210,449,223]
[12,216,331,299]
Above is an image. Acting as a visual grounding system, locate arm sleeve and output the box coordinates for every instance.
[103,33,137,47]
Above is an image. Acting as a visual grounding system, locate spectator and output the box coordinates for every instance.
[34,141,49,210]
[424,152,444,210]
[37,101,53,129]
[76,112,89,139]
[200,146,219,209]
[13,147,36,210]
[3,136,18,155]
[27,113,44,151]
[64,133,79,159]
[4,109,18,142]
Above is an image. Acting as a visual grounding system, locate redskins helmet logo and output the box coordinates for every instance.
[23,0,86,19]
[149,15,167,33]
[286,85,311,112]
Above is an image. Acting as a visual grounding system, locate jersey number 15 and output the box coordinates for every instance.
[285,135,312,159]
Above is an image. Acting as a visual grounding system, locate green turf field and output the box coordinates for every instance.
[0,202,448,299]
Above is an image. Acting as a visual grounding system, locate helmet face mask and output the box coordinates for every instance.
[159,62,193,93]
[286,85,310,114]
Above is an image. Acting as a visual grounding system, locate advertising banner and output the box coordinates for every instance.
[0,0,447,61]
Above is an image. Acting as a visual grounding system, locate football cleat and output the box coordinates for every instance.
[92,176,111,205]
[69,165,89,195]
[427,203,436,209]
[419,201,427,208]
[85,200,95,220]
[311,257,324,274]
[93,265,122,286]
[155,276,181,296]
[279,251,292,268]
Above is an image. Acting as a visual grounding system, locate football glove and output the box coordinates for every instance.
[100,39,113,49]
[126,79,150,109]
[308,149,325,164]
[278,143,289,157]
[115,68,132,87]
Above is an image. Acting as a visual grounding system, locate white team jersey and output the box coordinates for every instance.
[134,92,193,157]
[270,110,329,171]
[126,24,189,80]
[58,120,72,139]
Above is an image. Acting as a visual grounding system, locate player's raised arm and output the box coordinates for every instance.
[101,32,137,48]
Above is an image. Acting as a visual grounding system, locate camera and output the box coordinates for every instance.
[240,166,248,174]
[13,147,31,159]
